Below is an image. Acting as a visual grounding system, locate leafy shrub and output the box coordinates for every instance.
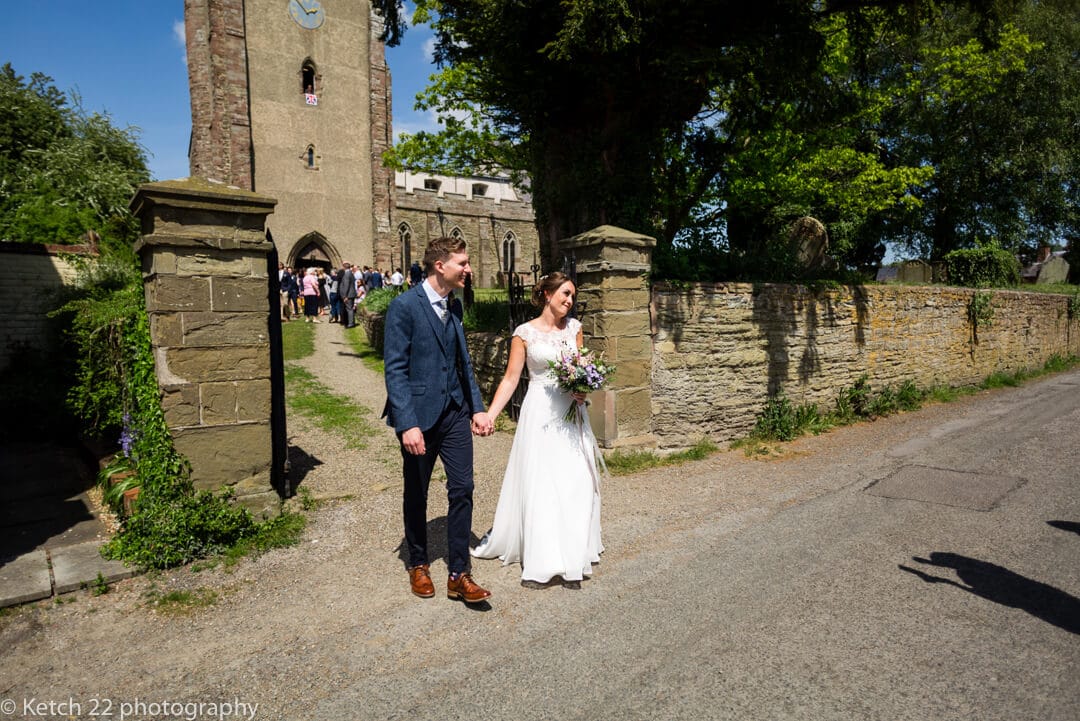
[56,255,255,569]
[359,287,398,314]
[942,247,1021,287]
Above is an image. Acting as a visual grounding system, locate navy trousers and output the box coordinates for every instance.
[400,402,474,575]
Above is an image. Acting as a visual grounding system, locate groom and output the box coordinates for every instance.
[382,236,494,603]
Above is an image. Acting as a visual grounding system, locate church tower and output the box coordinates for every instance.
[185,0,394,269]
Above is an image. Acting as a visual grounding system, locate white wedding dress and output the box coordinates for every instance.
[471,318,604,582]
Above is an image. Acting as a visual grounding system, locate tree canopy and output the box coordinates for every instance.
[383,0,1078,280]
[0,63,150,249]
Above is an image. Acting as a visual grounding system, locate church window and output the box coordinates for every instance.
[398,222,413,268]
[301,61,317,94]
[472,183,488,197]
[304,144,319,169]
[302,61,318,105]
[449,227,464,242]
[423,178,441,192]
[502,231,517,273]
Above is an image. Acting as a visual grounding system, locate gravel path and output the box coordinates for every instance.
[1,321,1052,720]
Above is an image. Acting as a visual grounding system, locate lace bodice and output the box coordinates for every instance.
[513,318,581,386]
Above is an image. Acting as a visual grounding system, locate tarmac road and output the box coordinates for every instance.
[316,370,1080,721]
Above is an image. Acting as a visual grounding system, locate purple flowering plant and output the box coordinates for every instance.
[548,346,615,423]
[119,412,140,458]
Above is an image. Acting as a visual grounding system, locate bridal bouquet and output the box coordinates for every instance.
[549,347,615,423]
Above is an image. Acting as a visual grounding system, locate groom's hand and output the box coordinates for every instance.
[402,427,425,455]
[471,412,494,436]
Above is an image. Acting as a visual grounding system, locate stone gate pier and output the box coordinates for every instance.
[560,225,657,450]
[131,178,280,518]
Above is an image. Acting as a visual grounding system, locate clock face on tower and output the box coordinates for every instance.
[288,0,325,29]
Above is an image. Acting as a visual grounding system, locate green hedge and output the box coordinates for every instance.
[942,247,1021,287]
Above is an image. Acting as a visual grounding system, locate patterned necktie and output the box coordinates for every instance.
[438,297,449,324]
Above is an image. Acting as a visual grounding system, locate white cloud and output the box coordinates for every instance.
[422,36,436,63]
[173,19,187,66]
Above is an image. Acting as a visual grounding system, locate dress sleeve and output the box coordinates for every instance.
[568,317,582,338]
[512,323,530,343]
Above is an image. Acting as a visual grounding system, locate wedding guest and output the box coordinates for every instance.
[278,262,292,321]
[316,267,329,316]
[472,272,603,589]
[327,269,341,323]
[286,267,300,316]
[339,262,357,328]
[301,267,321,323]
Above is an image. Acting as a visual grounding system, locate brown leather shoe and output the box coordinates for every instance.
[408,564,435,598]
[447,573,492,603]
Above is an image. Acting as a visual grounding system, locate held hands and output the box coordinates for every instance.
[471,412,494,437]
[571,392,587,404]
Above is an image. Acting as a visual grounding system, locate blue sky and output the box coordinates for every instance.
[0,1,438,181]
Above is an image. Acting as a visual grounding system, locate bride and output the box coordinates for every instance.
[472,272,604,588]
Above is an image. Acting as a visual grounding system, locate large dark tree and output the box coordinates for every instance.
[381,1,1072,276]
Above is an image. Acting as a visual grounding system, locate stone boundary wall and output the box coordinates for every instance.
[651,282,1080,449]
[0,242,96,373]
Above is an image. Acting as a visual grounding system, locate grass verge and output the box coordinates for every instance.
[281,319,316,361]
[603,438,718,476]
[343,324,385,374]
[285,364,381,449]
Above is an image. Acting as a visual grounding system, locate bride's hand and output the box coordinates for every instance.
[571,392,586,403]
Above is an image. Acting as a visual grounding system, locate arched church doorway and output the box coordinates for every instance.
[289,232,338,272]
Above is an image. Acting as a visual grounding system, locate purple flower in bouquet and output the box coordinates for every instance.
[548,346,615,423]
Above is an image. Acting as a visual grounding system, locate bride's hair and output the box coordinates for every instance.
[531,271,573,308]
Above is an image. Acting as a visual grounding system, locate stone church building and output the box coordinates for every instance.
[184,0,538,286]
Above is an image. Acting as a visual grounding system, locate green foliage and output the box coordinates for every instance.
[1068,293,1080,321]
[54,253,256,569]
[748,356,1079,445]
[968,291,995,339]
[222,511,307,566]
[463,297,524,333]
[753,393,799,442]
[0,64,149,249]
[943,247,1021,287]
[90,572,109,597]
[359,287,398,315]
[393,1,1075,279]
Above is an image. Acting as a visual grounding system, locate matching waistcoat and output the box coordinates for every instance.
[441,313,466,412]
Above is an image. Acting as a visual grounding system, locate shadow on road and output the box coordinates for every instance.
[899,552,1080,635]
[1047,520,1080,536]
